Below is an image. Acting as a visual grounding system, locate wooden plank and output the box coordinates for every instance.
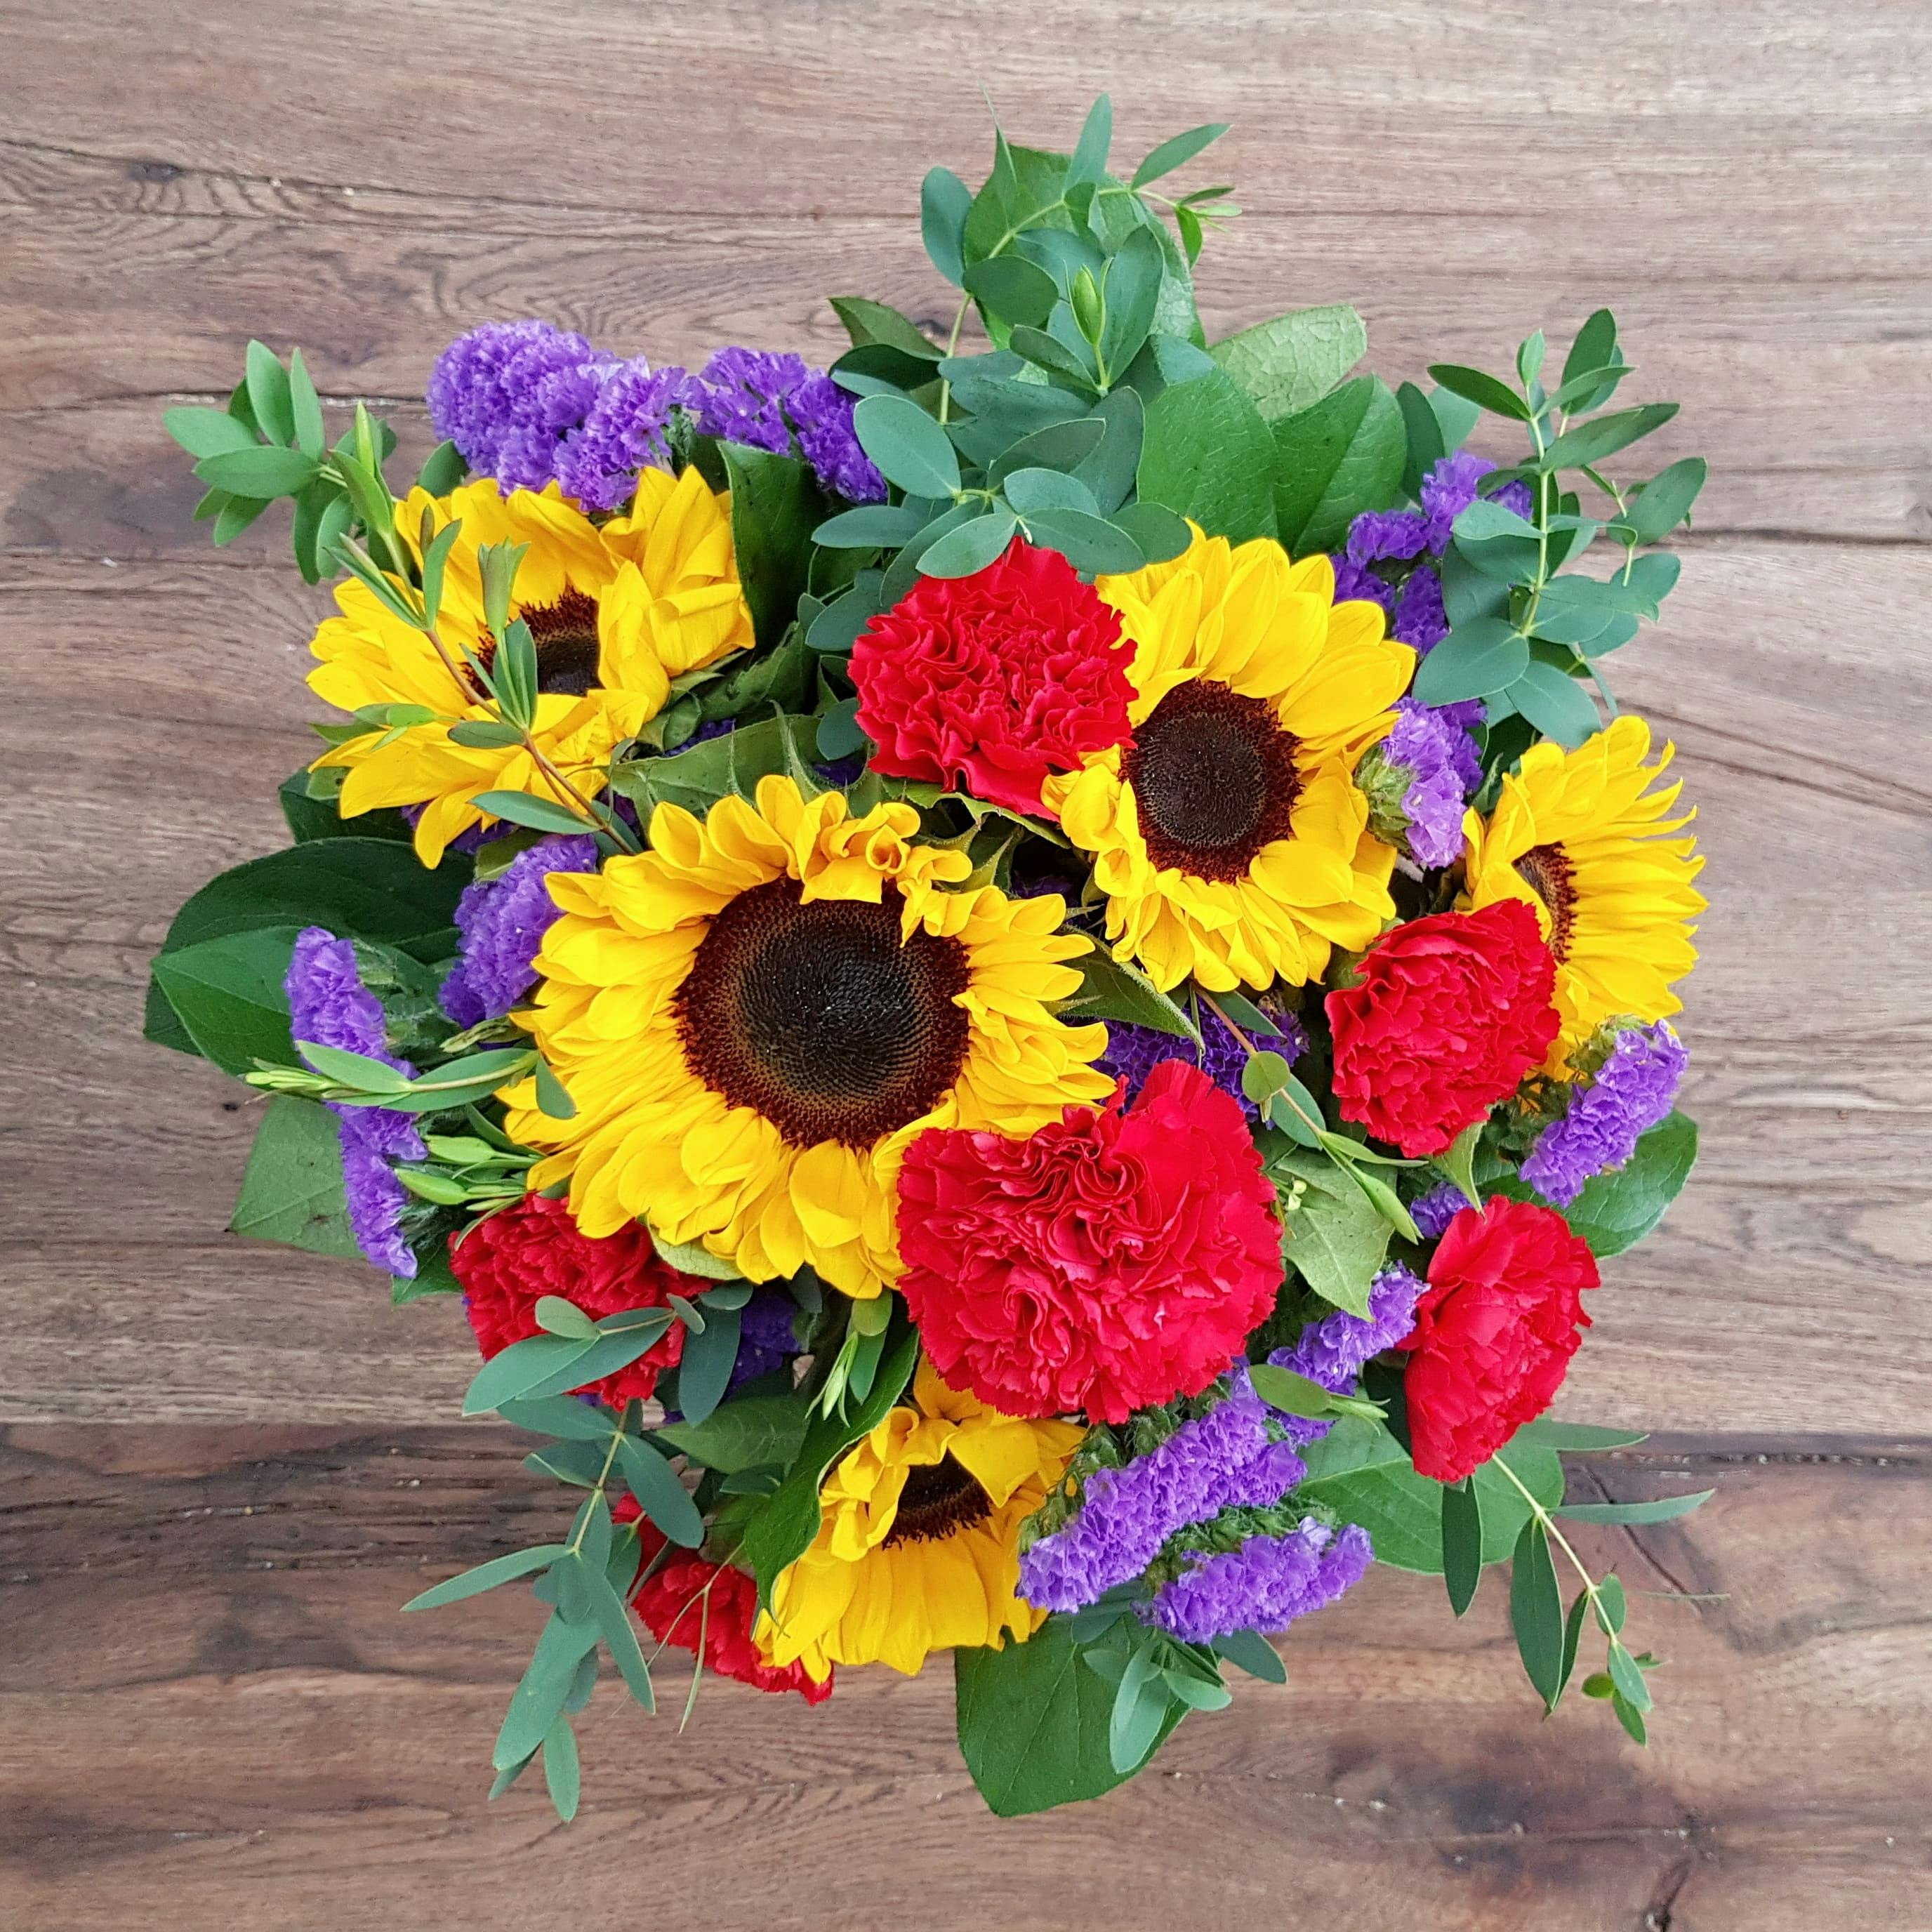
[1,1424,1926,1931]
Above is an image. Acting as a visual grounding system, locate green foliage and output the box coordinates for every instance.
[655,1391,811,1474]
[152,925,302,1074]
[1271,1149,1394,1316]
[1137,369,1278,543]
[1492,1111,1698,1255]
[1268,375,1407,554]
[227,1096,363,1260]
[1208,304,1367,421]
[610,713,821,824]
[1056,948,1200,1043]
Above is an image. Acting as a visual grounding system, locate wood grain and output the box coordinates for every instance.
[3,0,1930,1921]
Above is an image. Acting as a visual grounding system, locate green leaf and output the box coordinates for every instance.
[671,1302,740,1427]
[1109,1639,1172,1771]
[1109,500,1192,563]
[720,442,823,649]
[614,713,822,823]
[955,1616,1184,1816]
[402,1543,569,1613]
[1273,1151,1391,1317]
[811,503,928,549]
[1137,368,1277,544]
[164,406,259,460]
[1131,121,1229,189]
[1097,227,1165,380]
[1510,1518,1567,1709]
[1269,376,1407,555]
[562,1549,656,1714]
[1249,1363,1339,1419]
[1557,1489,1714,1526]
[534,1057,576,1120]
[962,256,1060,329]
[1212,1629,1287,1683]
[1208,305,1366,421]
[293,1038,411,1092]
[494,1612,600,1770]
[534,1296,600,1342]
[921,166,972,286]
[1540,404,1678,472]
[449,720,526,750]
[988,414,1106,484]
[1621,458,1706,544]
[416,439,467,496]
[828,297,940,361]
[614,1435,706,1547]
[1426,364,1531,422]
[1608,1640,1653,1714]
[193,444,322,498]
[1562,309,1620,396]
[286,348,326,457]
[227,1095,362,1261]
[468,790,595,838]
[1442,1478,1483,1617]
[1003,467,1100,516]
[1514,1419,1649,1453]
[1068,93,1113,186]
[852,395,962,500]
[919,512,1019,578]
[1410,618,1530,705]
[740,1314,918,1607]
[541,1716,580,1822]
[244,340,296,447]
[152,925,300,1074]
[655,1391,809,1474]
[1058,948,1200,1043]
[1018,507,1144,576]
[1071,385,1144,514]
[1612,1688,1649,1745]
[1594,1576,1629,1634]
[463,1335,597,1416]
[1508,661,1601,748]
[1500,1110,1698,1255]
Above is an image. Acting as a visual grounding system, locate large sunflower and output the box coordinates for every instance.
[1462,713,1705,1067]
[500,775,1111,1296]
[1042,525,1415,991]
[755,1360,1084,1681]
[310,470,752,866]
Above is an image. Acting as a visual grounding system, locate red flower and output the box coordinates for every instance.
[449,1193,690,1405]
[616,1504,832,1704]
[1326,900,1559,1157]
[1398,1196,1600,1481]
[849,537,1133,817]
[896,1061,1282,1424]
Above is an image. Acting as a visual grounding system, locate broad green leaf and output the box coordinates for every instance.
[1497,1110,1698,1255]
[852,395,962,500]
[1410,618,1530,705]
[151,925,300,1073]
[1622,458,1706,544]
[1248,1363,1336,1419]
[468,790,595,838]
[828,297,941,361]
[1273,1150,1392,1317]
[1212,1629,1287,1684]
[402,1542,569,1613]
[810,503,928,549]
[614,1435,706,1547]
[655,1391,811,1473]
[1208,304,1366,421]
[1137,368,1277,544]
[1269,375,1407,555]
[1019,507,1144,576]
[670,1302,740,1426]
[1057,948,1200,1043]
[164,406,258,460]
[1511,1519,1566,1709]
[919,512,1019,578]
[1442,1478,1483,1616]
[1515,1419,1649,1452]
[1540,404,1678,472]
[244,340,296,446]
[1608,1640,1653,1714]
[228,1095,362,1260]
[955,1616,1185,1816]
[194,444,321,498]
[921,166,973,286]
[962,256,1060,329]
[720,442,823,648]
[1131,121,1228,188]
[463,1335,597,1416]
[1508,661,1601,748]
[286,348,326,456]
[1071,385,1144,513]
[1427,363,1531,422]
[1557,1489,1714,1526]
[541,1716,580,1822]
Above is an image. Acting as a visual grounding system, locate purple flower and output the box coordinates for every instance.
[1347,508,1429,568]
[1408,1182,1468,1240]
[1099,1005,1309,1126]
[1145,1517,1373,1643]
[439,835,600,1029]
[1376,695,1483,868]
[555,360,705,512]
[286,927,426,1277]
[426,321,614,494]
[1521,1021,1688,1206]
[1333,555,1396,611]
[1019,1377,1306,1614]
[697,347,885,502]
[1391,563,1449,653]
[1269,1264,1424,1394]
[729,1290,802,1391]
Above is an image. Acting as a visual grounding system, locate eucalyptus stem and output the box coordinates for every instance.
[567,1422,629,1556]
[1491,1451,1607,1612]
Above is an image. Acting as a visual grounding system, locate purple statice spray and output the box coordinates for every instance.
[1356,695,1484,869]
[1019,1372,1308,1614]
[1146,1517,1374,1643]
[1099,1004,1310,1125]
[426,320,614,494]
[555,360,706,512]
[1408,1182,1469,1241]
[1521,1021,1688,1207]
[286,927,427,1278]
[1269,1263,1426,1395]
[439,835,600,1029]
[696,348,886,502]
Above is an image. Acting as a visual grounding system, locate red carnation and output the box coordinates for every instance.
[849,537,1133,817]
[1398,1196,1600,1481]
[449,1193,692,1405]
[615,1506,832,1704]
[896,1061,1282,1424]
[1326,899,1559,1157]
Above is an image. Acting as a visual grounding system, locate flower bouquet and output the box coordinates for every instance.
[151,99,1709,1818]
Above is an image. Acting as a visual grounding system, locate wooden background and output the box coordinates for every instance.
[2,2,1928,1926]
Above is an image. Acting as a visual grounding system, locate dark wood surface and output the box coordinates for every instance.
[2,3,1929,1926]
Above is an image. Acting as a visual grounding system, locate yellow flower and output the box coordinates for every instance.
[310,472,752,866]
[1462,713,1705,1066]
[1043,524,1415,992]
[500,775,1111,1296]
[755,1361,1084,1681]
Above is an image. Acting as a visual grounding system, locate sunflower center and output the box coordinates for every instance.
[517,588,603,696]
[884,1454,994,1547]
[1515,841,1578,960]
[1123,681,1302,882]
[675,878,972,1150]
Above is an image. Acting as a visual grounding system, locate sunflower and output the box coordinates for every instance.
[310,470,753,866]
[1461,713,1705,1068]
[1042,524,1415,992]
[755,1360,1085,1681]
[499,775,1111,1296]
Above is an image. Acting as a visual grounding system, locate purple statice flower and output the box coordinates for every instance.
[729,1290,802,1391]
[1521,1021,1688,1207]
[1334,554,1396,611]
[1391,562,1449,652]
[555,359,706,512]
[1145,1517,1373,1643]
[1346,507,1429,567]
[426,320,614,494]
[1420,450,1534,550]
[439,835,599,1028]
[696,348,886,502]
[1377,695,1484,868]
[1099,1005,1309,1126]
[1408,1182,1469,1241]
[286,927,426,1277]
[1019,1375,1306,1614]
[1270,1264,1425,1394]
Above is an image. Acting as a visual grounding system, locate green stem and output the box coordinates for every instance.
[936,293,972,427]
[567,1421,628,1556]
[1491,1451,1609,1616]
